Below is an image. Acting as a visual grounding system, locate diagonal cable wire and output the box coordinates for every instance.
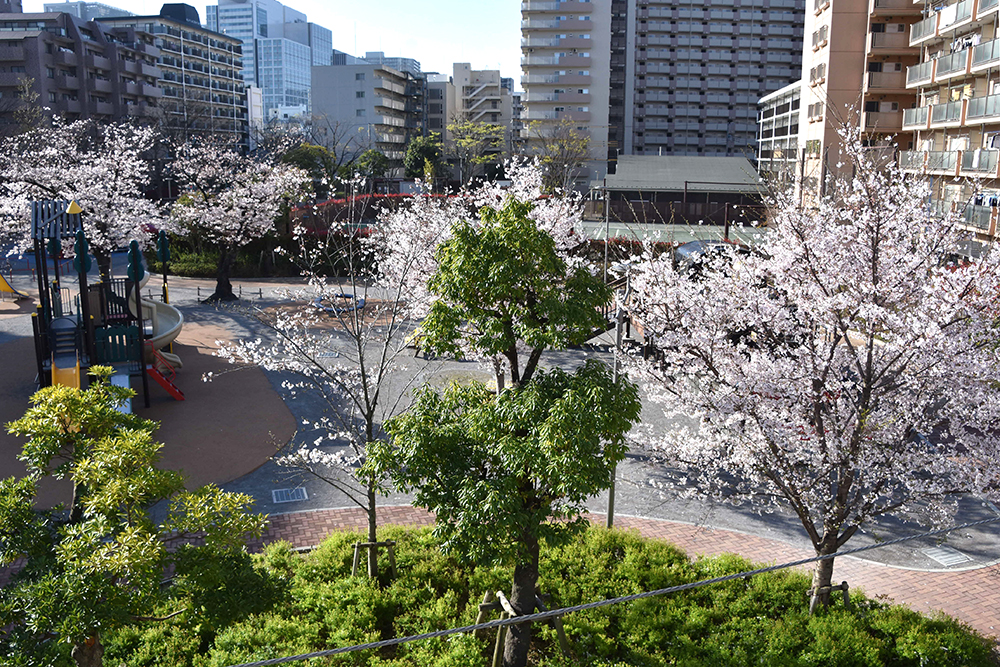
[226,514,1000,667]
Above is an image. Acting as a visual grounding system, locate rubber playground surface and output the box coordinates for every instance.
[0,294,296,508]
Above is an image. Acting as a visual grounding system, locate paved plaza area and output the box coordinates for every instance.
[0,263,998,641]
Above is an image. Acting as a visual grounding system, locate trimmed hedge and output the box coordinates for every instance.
[102,526,997,667]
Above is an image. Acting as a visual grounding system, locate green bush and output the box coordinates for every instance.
[102,527,997,667]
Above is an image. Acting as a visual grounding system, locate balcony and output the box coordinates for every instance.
[962,203,994,231]
[0,46,22,60]
[868,31,913,54]
[521,18,593,30]
[86,53,111,70]
[926,150,961,175]
[909,15,937,45]
[930,98,966,126]
[92,78,112,93]
[863,110,903,131]
[814,0,830,13]
[965,92,1000,121]
[865,70,908,92]
[870,0,923,13]
[54,75,79,90]
[899,150,925,171]
[938,0,974,31]
[971,38,1000,71]
[93,102,114,116]
[521,0,593,11]
[960,149,1000,178]
[902,105,930,129]
[140,62,160,77]
[56,50,78,66]
[978,0,999,18]
[933,48,970,82]
[906,59,934,87]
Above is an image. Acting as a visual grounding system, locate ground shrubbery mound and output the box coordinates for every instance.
[104,526,996,667]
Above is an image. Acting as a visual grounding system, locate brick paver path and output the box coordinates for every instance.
[263,505,1000,641]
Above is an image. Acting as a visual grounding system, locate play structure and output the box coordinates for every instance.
[0,270,28,300]
[313,292,366,315]
[28,200,185,408]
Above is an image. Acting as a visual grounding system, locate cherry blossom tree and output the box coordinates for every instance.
[624,128,1000,607]
[170,139,309,302]
[0,118,161,280]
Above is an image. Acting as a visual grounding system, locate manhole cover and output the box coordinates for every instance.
[921,545,973,567]
[272,487,308,504]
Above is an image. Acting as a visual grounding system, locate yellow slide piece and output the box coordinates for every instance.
[51,358,81,389]
[0,273,28,299]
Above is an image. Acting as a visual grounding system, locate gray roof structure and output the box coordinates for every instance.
[603,156,763,194]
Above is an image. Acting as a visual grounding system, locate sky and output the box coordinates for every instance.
[25,0,523,85]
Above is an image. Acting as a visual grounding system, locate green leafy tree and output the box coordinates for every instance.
[447,119,505,185]
[354,149,389,180]
[280,143,337,200]
[403,132,444,180]
[0,369,266,667]
[372,361,640,667]
[420,196,609,388]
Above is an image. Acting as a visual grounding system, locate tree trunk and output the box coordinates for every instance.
[503,535,539,667]
[71,634,103,667]
[94,249,112,284]
[366,485,379,579]
[206,246,238,302]
[810,534,838,611]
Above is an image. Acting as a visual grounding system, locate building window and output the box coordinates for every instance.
[48,91,57,102]
[355,90,365,98]
[10,66,25,73]
[355,72,365,80]
[356,109,365,116]
[46,67,55,78]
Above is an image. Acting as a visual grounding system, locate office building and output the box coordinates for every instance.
[207,0,331,114]
[0,5,161,130]
[98,4,246,141]
[42,2,131,20]
[521,0,804,186]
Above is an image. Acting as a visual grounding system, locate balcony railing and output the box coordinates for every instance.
[870,32,911,49]
[966,93,1000,120]
[960,149,999,174]
[899,150,925,170]
[963,204,994,230]
[863,110,902,130]
[979,0,999,16]
[939,0,974,30]
[867,71,907,89]
[972,38,1000,69]
[926,150,960,172]
[906,60,934,86]
[902,105,929,127]
[930,99,964,124]
[935,48,970,79]
[909,15,937,44]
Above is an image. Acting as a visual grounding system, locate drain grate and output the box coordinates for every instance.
[921,545,973,567]
[272,487,308,504]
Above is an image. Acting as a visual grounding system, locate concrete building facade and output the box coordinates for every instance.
[97,5,246,141]
[757,80,802,183]
[311,62,425,178]
[207,0,331,114]
[796,0,921,199]
[898,0,1000,240]
[0,7,162,131]
[522,0,804,186]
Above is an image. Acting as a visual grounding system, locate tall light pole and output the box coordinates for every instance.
[606,261,632,529]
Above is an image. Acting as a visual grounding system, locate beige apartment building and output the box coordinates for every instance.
[899,0,1000,240]
[797,0,921,199]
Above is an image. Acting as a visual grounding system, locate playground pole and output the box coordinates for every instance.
[128,241,150,408]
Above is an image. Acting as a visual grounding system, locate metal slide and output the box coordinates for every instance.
[0,273,28,300]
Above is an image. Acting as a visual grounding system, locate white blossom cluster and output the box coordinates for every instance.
[625,127,1000,554]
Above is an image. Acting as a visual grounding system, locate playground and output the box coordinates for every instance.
[0,200,296,508]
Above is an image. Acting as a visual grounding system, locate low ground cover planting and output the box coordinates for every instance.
[104,526,996,667]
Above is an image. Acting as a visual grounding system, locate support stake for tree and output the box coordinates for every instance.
[474,591,496,639]
[350,540,396,578]
[491,612,509,667]
[808,581,851,615]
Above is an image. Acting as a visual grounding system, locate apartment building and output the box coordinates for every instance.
[797,0,921,199]
[522,0,804,187]
[758,80,802,183]
[97,4,246,141]
[207,0,331,114]
[0,5,162,131]
[311,62,425,178]
[364,51,421,78]
[899,0,1000,239]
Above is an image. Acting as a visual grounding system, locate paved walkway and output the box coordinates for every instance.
[262,505,1000,642]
